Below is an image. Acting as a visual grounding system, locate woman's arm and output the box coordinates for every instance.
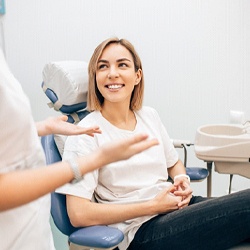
[167,159,187,179]
[168,160,193,208]
[0,134,158,211]
[36,115,102,137]
[67,185,182,227]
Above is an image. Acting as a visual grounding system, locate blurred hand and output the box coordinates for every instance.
[100,133,159,163]
[37,115,102,137]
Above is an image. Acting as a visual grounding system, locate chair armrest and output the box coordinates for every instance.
[69,225,124,248]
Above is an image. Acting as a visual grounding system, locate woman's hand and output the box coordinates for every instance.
[168,160,193,209]
[173,178,193,209]
[36,115,102,137]
[148,185,182,214]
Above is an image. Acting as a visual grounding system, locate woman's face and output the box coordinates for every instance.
[96,43,141,106]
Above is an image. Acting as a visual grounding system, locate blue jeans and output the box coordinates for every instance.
[128,189,250,250]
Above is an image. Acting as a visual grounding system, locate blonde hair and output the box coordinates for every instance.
[87,37,144,111]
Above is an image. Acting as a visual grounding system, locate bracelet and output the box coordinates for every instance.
[174,174,190,183]
[67,158,82,184]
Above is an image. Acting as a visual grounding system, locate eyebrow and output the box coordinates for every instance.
[97,58,132,64]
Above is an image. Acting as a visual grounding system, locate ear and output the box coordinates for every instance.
[134,69,142,86]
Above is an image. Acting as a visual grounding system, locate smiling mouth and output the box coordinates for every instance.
[105,84,125,89]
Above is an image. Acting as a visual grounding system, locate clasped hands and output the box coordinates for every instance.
[172,177,193,209]
[152,178,193,214]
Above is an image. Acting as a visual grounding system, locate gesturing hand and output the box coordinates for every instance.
[100,133,159,163]
[37,115,102,137]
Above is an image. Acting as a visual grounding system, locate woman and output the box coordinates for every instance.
[57,37,250,250]
[0,48,158,250]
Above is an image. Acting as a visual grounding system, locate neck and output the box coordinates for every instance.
[101,103,136,131]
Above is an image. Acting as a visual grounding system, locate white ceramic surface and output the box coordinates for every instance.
[194,124,250,178]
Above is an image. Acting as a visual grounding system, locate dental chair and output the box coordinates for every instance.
[41,61,124,250]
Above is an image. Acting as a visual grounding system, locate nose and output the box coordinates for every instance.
[108,66,119,79]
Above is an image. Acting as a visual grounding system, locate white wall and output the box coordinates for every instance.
[1,1,249,249]
[1,0,249,199]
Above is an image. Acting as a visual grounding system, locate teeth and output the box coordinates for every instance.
[108,85,122,89]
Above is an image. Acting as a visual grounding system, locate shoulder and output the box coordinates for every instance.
[135,106,163,129]
[136,106,160,119]
[78,111,102,126]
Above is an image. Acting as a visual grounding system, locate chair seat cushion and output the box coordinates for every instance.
[186,167,209,181]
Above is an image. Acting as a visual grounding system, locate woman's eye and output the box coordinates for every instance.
[119,63,128,67]
[98,64,107,69]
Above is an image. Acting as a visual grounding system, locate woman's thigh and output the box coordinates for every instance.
[128,189,250,250]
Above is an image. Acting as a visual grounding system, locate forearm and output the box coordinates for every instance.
[35,120,50,136]
[67,186,184,227]
[168,159,186,179]
[67,197,154,227]
[0,150,106,211]
[0,161,73,211]
[85,202,153,226]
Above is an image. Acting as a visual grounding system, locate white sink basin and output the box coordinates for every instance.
[194,124,250,178]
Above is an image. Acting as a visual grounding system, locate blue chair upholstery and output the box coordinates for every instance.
[41,134,124,249]
[186,167,209,181]
[181,143,209,181]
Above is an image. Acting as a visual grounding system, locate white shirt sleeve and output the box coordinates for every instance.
[137,106,179,168]
[56,124,99,199]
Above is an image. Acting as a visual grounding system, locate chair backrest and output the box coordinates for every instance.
[42,60,89,124]
[41,135,79,236]
[41,61,92,236]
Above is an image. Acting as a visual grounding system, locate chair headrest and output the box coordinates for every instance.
[42,61,88,114]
